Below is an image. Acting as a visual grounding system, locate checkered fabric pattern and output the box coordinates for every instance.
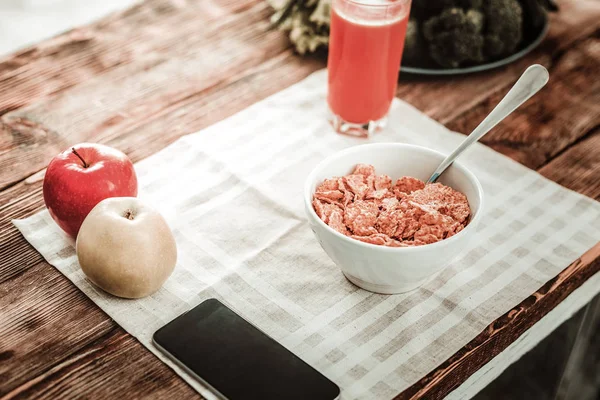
[14,70,600,400]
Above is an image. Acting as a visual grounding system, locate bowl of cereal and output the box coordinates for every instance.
[304,143,484,294]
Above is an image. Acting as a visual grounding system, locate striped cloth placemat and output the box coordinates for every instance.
[14,70,600,399]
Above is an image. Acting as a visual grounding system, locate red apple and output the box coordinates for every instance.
[43,143,138,238]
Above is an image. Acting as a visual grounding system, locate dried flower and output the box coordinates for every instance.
[269,0,331,54]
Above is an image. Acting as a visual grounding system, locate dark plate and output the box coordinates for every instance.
[401,15,549,76]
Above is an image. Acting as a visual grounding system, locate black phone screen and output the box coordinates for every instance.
[153,299,340,400]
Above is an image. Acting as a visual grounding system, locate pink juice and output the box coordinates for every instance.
[327,0,410,125]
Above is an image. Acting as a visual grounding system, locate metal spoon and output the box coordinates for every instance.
[427,64,549,183]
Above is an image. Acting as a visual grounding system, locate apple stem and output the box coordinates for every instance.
[71,147,88,168]
[123,210,135,220]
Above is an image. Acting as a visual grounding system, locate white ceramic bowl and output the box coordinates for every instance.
[304,143,484,294]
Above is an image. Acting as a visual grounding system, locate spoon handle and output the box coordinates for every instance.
[427,64,549,183]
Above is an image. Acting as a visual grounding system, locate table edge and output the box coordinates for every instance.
[394,242,600,399]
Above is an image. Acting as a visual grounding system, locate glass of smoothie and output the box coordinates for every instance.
[327,0,411,137]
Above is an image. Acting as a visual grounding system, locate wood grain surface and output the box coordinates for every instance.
[0,0,599,399]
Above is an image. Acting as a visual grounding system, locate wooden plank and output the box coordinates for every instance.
[0,0,258,114]
[0,262,116,396]
[538,128,600,201]
[0,0,280,191]
[397,242,600,400]
[1,329,201,400]
[445,34,600,169]
[0,174,45,284]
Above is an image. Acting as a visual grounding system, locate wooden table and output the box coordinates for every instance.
[0,0,598,398]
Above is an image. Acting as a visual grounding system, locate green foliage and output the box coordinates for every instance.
[415,0,524,67]
[269,0,548,67]
[270,0,331,55]
[483,0,523,58]
[423,8,485,68]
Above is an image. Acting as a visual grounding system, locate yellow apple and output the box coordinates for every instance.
[76,197,177,299]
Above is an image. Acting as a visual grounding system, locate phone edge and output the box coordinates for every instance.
[151,335,229,400]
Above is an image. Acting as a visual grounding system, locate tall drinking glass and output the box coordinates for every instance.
[327,0,411,137]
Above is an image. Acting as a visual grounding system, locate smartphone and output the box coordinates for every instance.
[153,299,340,400]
